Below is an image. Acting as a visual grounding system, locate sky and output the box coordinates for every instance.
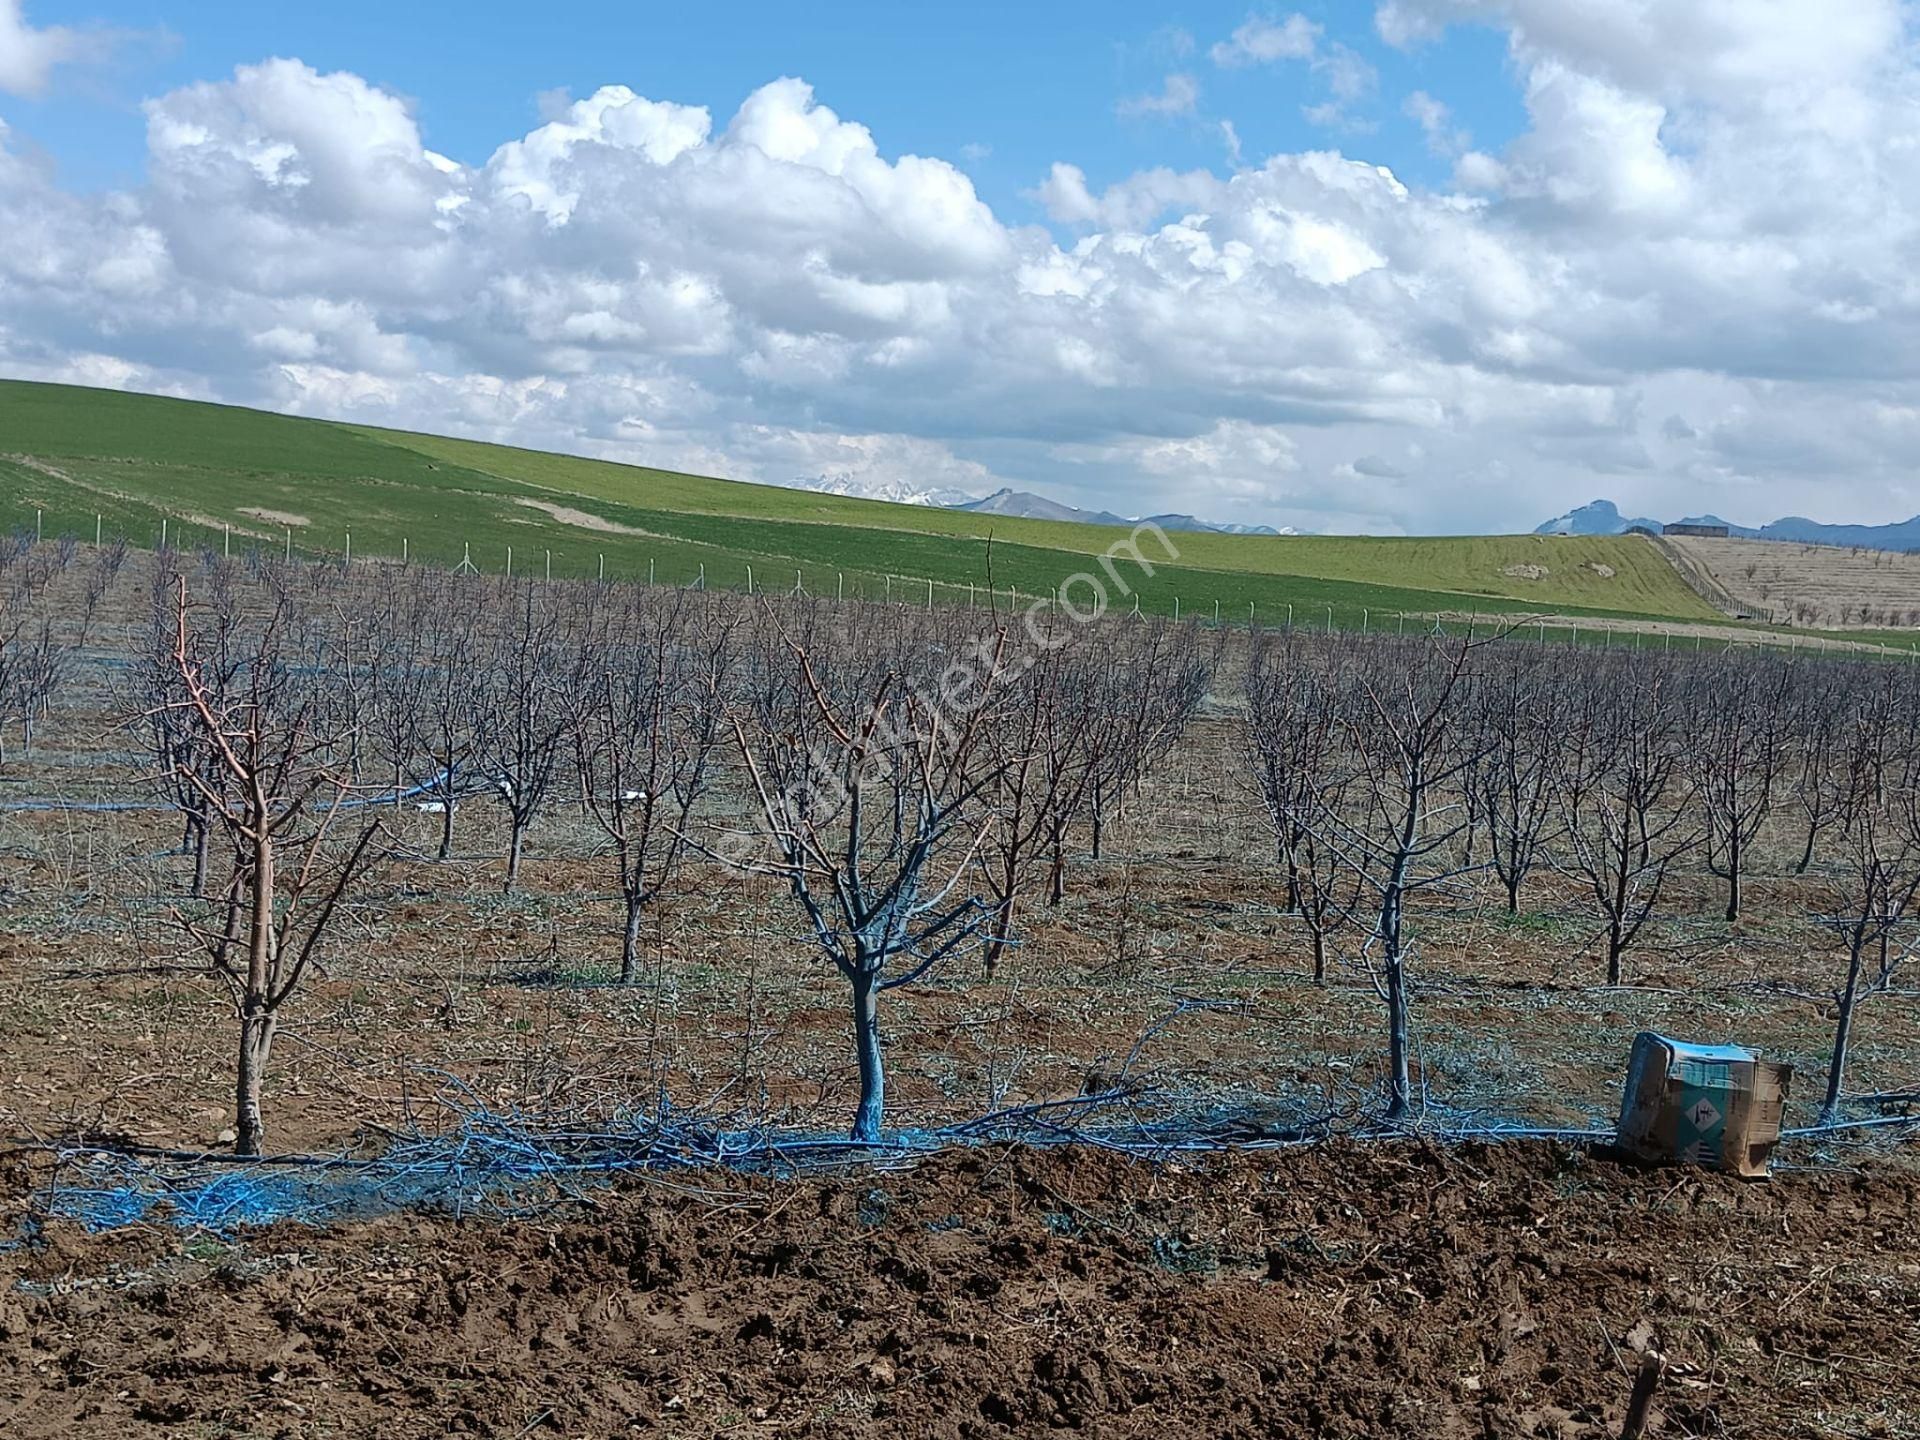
[0,1,1915,534]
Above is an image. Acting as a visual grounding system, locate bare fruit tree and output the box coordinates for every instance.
[1685,658,1791,922]
[476,581,574,893]
[1472,647,1561,913]
[160,577,382,1155]
[729,600,1010,1141]
[573,588,733,981]
[1550,655,1699,985]
[1816,684,1920,1124]
[1244,632,1359,983]
[1298,633,1490,1118]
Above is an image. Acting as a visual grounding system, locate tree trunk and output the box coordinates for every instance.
[190,816,210,899]
[438,792,455,862]
[1724,837,1742,922]
[1796,822,1819,875]
[621,896,645,984]
[233,1004,275,1156]
[849,966,885,1143]
[1310,924,1326,986]
[235,822,277,1157]
[1384,946,1411,1120]
[1821,939,1868,1125]
[983,893,1015,978]
[504,821,526,894]
[1504,869,1521,914]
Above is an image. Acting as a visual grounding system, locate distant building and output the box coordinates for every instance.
[1626,525,1659,537]
[1663,521,1730,538]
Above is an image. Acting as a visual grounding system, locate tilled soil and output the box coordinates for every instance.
[2,1139,1917,1439]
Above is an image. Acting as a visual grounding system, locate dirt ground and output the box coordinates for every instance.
[3,1138,1917,1439]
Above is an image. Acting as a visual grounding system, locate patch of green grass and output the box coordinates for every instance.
[0,377,1733,628]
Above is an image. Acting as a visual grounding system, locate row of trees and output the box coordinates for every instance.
[9,536,1915,1148]
[138,552,1210,1149]
[0,529,119,758]
[1244,631,1920,1122]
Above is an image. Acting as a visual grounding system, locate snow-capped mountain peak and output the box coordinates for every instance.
[784,473,979,508]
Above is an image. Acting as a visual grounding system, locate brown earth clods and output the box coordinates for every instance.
[2,1138,1917,1440]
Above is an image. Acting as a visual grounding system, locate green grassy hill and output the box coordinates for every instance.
[0,379,1719,628]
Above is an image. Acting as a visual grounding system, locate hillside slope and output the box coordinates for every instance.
[1663,535,1920,628]
[0,380,1717,624]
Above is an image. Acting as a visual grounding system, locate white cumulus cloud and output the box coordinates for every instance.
[5,10,1920,534]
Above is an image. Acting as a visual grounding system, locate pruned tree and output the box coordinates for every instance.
[573,588,732,980]
[1551,656,1699,985]
[139,553,244,896]
[1298,633,1490,1118]
[1789,681,1852,875]
[1816,693,1920,1124]
[1685,658,1791,922]
[1244,632,1360,982]
[412,587,487,860]
[159,578,382,1155]
[1472,647,1560,912]
[974,612,1097,975]
[1077,618,1210,872]
[728,600,1010,1141]
[476,581,575,892]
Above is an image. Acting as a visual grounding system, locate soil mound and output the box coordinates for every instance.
[2,1139,1915,1437]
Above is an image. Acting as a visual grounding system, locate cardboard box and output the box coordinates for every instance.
[1614,1034,1791,1178]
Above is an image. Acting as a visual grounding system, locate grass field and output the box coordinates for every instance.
[0,378,1724,628]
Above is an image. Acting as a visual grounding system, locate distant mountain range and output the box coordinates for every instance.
[1536,498,1920,552]
[787,475,1292,535]
[790,473,979,508]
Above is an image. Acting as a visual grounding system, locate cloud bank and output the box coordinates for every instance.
[2,3,1919,533]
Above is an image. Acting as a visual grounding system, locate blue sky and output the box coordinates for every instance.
[2,1,1917,534]
[19,1,1525,204]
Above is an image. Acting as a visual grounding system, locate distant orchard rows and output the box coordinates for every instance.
[0,537,1914,1150]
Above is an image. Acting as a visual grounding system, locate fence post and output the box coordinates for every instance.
[402,536,409,565]
[223,523,230,558]
[345,530,352,567]
[285,528,291,562]
[746,564,753,596]
[95,514,101,547]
